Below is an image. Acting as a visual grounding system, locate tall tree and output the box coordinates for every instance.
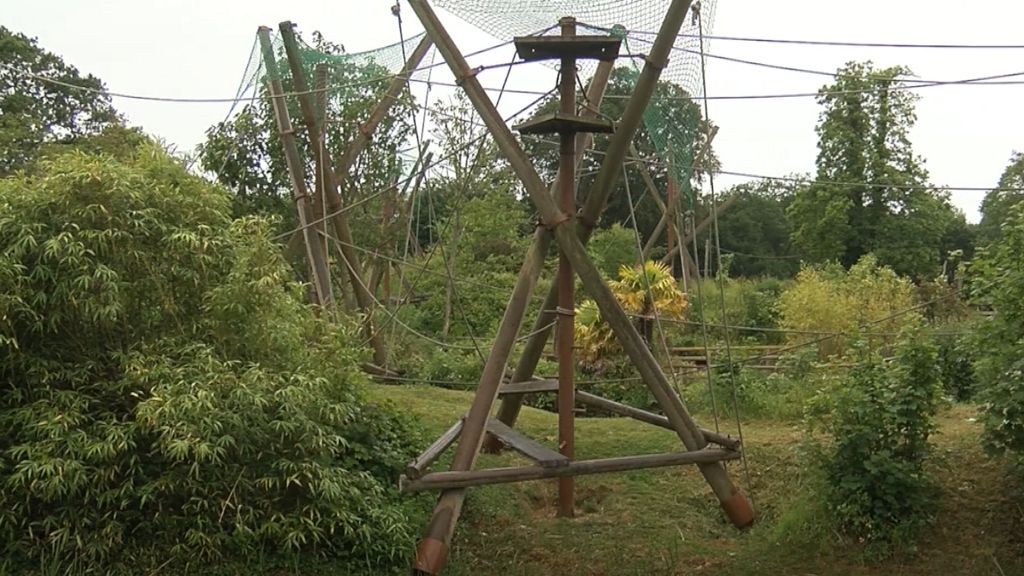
[789,61,960,279]
[712,177,801,278]
[979,152,1024,246]
[0,26,120,174]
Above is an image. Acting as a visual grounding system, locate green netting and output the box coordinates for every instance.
[236,27,435,183]
[241,29,433,102]
[433,0,716,205]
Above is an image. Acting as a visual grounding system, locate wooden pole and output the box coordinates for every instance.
[555,16,578,519]
[333,35,434,184]
[662,196,737,266]
[493,24,712,438]
[313,63,332,282]
[400,3,753,521]
[575,391,740,450]
[705,238,712,279]
[278,21,386,365]
[257,28,334,311]
[406,419,464,479]
[406,1,753,572]
[402,448,740,492]
[667,170,677,271]
[487,59,613,450]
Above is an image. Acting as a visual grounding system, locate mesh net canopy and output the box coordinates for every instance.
[433,0,716,204]
[241,29,433,95]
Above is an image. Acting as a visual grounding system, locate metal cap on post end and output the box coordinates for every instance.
[720,489,755,529]
[412,537,447,575]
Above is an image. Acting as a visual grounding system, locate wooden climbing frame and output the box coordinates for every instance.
[402,1,755,574]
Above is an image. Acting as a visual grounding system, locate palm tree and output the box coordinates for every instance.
[575,261,687,367]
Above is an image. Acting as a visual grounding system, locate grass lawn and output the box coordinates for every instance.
[369,384,1024,576]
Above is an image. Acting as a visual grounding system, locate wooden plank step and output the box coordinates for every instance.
[486,419,568,468]
[406,418,463,479]
[499,378,560,395]
[514,35,622,62]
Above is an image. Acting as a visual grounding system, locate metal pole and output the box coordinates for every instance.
[555,16,577,519]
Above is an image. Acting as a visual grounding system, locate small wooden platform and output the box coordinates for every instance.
[514,112,614,135]
[514,35,622,62]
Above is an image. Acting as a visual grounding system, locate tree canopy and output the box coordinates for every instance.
[0,26,121,174]
[788,61,965,279]
[979,152,1024,246]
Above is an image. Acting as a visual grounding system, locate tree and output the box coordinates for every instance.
[979,152,1024,246]
[398,94,525,333]
[0,138,417,572]
[576,261,687,365]
[0,26,120,174]
[198,28,415,228]
[971,203,1024,465]
[789,61,960,279]
[521,66,716,244]
[712,177,801,278]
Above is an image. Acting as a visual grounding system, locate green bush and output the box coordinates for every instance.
[815,330,942,549]
[779,255,920,359]
[685,277,788,346]
[588,224,637,280]
[972,204,1024,462]
[937,330,977,401]
[0,143,417,573]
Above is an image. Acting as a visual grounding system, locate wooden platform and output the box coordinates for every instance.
[514,35,622,62]
[514,112,614,135]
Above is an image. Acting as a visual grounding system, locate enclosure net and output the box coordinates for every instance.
[434,0,716,203]
[243,29,433,94]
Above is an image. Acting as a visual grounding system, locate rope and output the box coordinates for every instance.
[620,161,694,421]
[528,137,1024,193]
[696,10,755,509]
[688,211,722,433]
[11,59,1024,107]
[389,43,524,363]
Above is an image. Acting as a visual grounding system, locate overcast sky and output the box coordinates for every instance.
[8,0,1024,222]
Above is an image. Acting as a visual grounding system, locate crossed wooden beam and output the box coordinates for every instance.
[403,0,754,574]
[258,22,433,368]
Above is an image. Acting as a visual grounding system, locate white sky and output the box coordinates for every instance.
[7,0,1024,222]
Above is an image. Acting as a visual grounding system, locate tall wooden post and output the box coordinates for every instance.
[555,16,577,519]
[277,22,387,365]
[486,60,613,451]
[257,28,334,310]
[313,63,332,289]
[406,1,751,572]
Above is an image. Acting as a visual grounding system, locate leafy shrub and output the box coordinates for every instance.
[0,143,417,573]
[972,203,1024,462]
[779,255,920,359]
[419,346,484,389]
[588,223,637,279]
[688,277,789,344]
[937,330,977,401]
[814,331,942,548]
